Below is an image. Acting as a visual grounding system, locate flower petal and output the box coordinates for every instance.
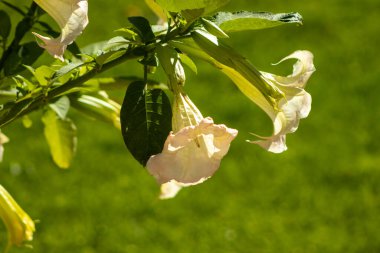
[0,132,9,162]
[261,50,315,88]
[0,185,35,248]
[250,51,315,152]
[147,117,238,186]
[159,180,183,199]
[33,0,89,60]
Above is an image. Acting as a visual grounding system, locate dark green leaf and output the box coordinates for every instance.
[120,81,172,166]
[0,10,11,39]
[3,42,44,76]
[128,16,155,43]
[211,11,303,32]
[139,52,159,67]
[67,42,81,57]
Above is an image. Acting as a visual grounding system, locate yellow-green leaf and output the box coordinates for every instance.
[42,109,77,169]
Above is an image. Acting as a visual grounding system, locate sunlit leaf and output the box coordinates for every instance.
[49,96,70,119]
[179,53,197,74]
[42,109,77,169]
[70,94,121,129]
[25,65,55,86]
[211,11,303,33]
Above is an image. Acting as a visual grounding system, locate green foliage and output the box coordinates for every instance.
[127,16,155,43]
[42,108,77,169]
[211,11,303,32]
[1,0,379,252]
[3,42,44,76]
[190,30,283,106]
[120,81,172,166]
[0,10,11,40]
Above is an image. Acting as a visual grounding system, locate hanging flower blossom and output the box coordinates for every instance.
[249,50,315,153]
[0,132,9,162]
[0,185,35,250]
[174,32,315,154]
[147,91,238,199]
[32,0,89,61]
[198,49,315,153]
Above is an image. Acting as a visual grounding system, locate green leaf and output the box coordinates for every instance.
[211,11,303,33]
[191,29,284,106]
[120,81,172,166]
[128,16,155,43]
[49,96,70,119]
[25,65,55,86]
[55,62,86,78]
[70,94,121,129]
[179,53,197,74]
[0,10,11,40]
[154,0,229,14]
[103,36,131,51]
[3,42,44,76]
[95,49,127,66]
[201,17,228,38]
[42,109,77,169]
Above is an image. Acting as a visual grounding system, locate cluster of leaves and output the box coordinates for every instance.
[0,0,303,169]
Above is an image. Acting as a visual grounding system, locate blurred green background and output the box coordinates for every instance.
[1,0,379,252]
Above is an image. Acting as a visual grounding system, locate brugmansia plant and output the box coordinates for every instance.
[0,0,315,250]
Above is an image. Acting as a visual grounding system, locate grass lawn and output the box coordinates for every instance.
[1,0,379,252]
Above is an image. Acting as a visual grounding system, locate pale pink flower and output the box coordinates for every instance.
[147,92,238,198]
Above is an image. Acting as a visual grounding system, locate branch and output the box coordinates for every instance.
[0,46,145,128]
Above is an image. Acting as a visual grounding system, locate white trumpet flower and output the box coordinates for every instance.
[147,91,238,199]
[33,0,89,61]
[250,50,315,153]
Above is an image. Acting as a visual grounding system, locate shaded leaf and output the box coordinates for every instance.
[0,10,11,39]
[128,16,155,43]
[120,81,172,166]
[42,109,77,169]
[3,42,44,76]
